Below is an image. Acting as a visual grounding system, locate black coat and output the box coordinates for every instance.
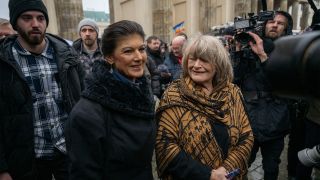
[232,41,290,142]
[0,34,85,179]
[66,61,156,180]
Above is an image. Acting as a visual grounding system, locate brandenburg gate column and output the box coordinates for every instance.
[291,0,300,30]
[280,0,288,11]
[267,0,274,10]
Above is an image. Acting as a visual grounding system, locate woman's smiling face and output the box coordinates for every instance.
[107,33,147,81]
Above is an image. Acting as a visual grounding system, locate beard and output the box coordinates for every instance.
[84,38,96,47]
[16,26,45,45]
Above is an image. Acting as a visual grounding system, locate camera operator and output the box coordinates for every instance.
[232,11,293,180]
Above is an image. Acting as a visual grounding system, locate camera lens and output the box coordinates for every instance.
[235,32,253,45]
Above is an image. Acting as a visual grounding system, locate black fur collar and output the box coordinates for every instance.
[82,61,155,119]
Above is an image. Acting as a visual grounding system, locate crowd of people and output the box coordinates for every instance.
[0,0,320,180]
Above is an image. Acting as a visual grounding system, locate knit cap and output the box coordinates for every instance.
[78,18,99,35]
[8,0,49,30]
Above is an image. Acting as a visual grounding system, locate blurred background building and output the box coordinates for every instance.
[1,0,318,41]
[42,0,109,40]
[109,0,320,42]
[84,10,110,37]
[43,0,83,40]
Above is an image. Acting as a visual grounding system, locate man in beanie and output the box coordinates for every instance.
[73,18,103,75]
[232,11,293,180]
[0,0,85,180]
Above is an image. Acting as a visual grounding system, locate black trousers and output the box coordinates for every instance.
[249,137,285,180]
[287,105,306,178]
[34,149,68,180]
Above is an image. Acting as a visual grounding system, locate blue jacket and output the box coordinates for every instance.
[164,52,182,80]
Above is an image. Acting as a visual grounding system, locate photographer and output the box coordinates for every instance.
[232,11,293,180]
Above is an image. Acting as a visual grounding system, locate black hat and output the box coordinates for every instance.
[8,0,49,30]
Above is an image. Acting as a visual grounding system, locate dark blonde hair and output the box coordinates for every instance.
[182,35,233,90]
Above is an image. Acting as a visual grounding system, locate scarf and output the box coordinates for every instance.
[156,77,253,179]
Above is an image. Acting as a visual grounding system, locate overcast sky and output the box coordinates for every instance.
[0,0,9,19]
[0,0,109,20]
[82,0,109,13]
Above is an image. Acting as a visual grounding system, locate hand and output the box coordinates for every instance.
[210,166,228,180]
[0,172,13,180]
[248,32,268,63]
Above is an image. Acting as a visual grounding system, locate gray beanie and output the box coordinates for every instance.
[78,18,99,35]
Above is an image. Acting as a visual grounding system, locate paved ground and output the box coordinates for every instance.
[247,135,289,180]
[247,138,288,180]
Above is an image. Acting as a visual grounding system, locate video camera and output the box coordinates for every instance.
[265,30,320,100]
[234,11,275,45]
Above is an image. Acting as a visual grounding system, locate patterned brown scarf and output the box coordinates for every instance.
[156,77,254,179]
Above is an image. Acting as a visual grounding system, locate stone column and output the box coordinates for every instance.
[267,0,274,10]
[251,0,258,14]
[280,0,288,11]
[291,0,300,30]
[109,0,114,24]
[54,0,83,40]
[152,0,172,43]
[300,2,309,30]
[43,0,58,35]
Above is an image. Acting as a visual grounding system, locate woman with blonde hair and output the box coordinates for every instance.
[156,35,254,180]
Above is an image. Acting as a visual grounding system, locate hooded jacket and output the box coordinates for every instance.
[0,34,84,179]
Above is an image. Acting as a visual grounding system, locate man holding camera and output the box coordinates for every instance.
[232,11,293,180]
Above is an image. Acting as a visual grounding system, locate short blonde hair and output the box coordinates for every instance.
[182,35,233,90]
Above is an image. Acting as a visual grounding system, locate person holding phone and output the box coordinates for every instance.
[155,35,254,180]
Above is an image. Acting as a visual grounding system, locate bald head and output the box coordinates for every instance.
[171,36,186,57]
[0,18,15,39]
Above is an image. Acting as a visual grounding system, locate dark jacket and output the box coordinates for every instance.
[164,52,182,80]
[66,61,156,180]
[146,56,161,97]
[147,47,164,66]
[73,38,104,75]
[232,41,290,142]
[0,34,85,179]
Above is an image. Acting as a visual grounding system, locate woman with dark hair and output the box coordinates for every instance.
[66,20,156,180]
[155,35,254,180]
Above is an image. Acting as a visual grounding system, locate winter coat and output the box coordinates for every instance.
[156,77,254,180]
[146,56,161,97]
[232,42,290,142]
[164,52,182,80]
[66,60,156,180]
[0,34,85,179]
[72,38,104,75]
